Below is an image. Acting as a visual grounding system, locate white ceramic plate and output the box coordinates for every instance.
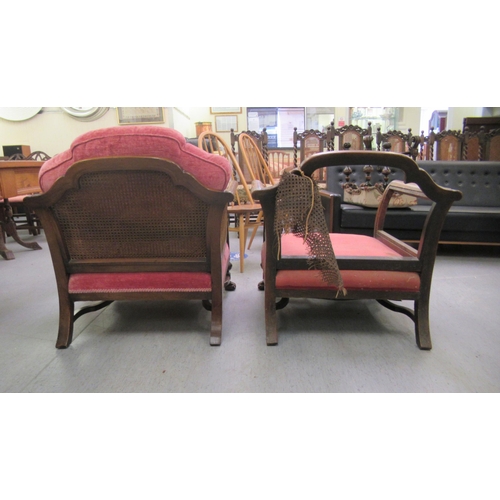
[0,107,42,121]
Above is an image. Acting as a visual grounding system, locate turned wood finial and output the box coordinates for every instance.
[382,166,391,188]
[363,165,374,185]
[376,127,382,150]
[428,127,436,145]
[343,166,352,182]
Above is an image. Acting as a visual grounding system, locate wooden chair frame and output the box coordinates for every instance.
[434,130,464,161]
[292,128,334,183]
[253,151,462,349]
[237,133,276,249]
[25,157,237,347]
[198,131,262,272]
[267,150,293,180]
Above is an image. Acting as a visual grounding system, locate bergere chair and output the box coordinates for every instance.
[25,126,236,347]
[253,150,462,349]
[198,130,262,272]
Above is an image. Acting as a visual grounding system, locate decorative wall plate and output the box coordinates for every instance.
[0,107,42,121]
[61,107,109,121]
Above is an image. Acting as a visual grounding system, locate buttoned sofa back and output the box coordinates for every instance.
[326,160,500,208]
[324,159,500,244]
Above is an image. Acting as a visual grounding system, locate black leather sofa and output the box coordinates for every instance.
[323,159,500,245]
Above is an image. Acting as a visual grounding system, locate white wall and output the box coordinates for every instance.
[0,107,491,158]
[447,107,485,131]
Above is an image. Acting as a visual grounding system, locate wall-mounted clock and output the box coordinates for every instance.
[61,107,109,121]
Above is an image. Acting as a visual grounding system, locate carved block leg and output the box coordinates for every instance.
[414,299,432,350]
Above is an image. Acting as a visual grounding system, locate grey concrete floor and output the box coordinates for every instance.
[1,229,499,393]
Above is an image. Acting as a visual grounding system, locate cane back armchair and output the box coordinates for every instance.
[25,126,236,347]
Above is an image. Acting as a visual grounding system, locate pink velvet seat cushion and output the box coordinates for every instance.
[69,272,213,293]
[39,126,232,192]
[280,233,405,259]
[69,243,231,294]
[271,233,420,293]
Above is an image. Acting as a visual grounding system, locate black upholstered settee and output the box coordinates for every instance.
[323,159,500,245]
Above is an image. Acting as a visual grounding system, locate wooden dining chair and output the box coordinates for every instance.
[267,150,293,180]
[484,128,500,161]
[336,124,368,151]
[237,133,275,249]
[378,129,410,154]
[434,130,464,161]
[253,150,462,349]
[292,128,331,183]
[198,131,262,272]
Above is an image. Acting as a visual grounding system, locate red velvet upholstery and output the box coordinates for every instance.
[39,126,232,192]
[281,233,404,258]
[268,233,420,292]
[69,243,230,293]
[276,270,420,292]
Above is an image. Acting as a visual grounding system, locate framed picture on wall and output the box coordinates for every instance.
[210,107,241,114]
[117,107,165,125]
[215,115,238,133]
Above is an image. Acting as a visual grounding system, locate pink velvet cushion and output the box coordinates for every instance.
[39,126,232,192]
[281,233,404,259]
[69,272,213,293]
[273,233,420,292]
[276,269,420,292]
[69,243,231,294]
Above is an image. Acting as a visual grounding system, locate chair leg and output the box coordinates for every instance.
[209,295,222,346]
[265,287,279,345]
[415,299,432,350]
[238,214,246,273]
[247,211,263,250]
[378,298,432,350]
[224,262,236,291]
[56,295,75,349]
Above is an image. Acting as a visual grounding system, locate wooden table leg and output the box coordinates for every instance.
[0,228,15,260]
[1,198,42,260]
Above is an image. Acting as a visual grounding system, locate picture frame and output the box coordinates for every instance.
[117,107,165,125]
[215,115,238,133]
[210,107,241,114]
